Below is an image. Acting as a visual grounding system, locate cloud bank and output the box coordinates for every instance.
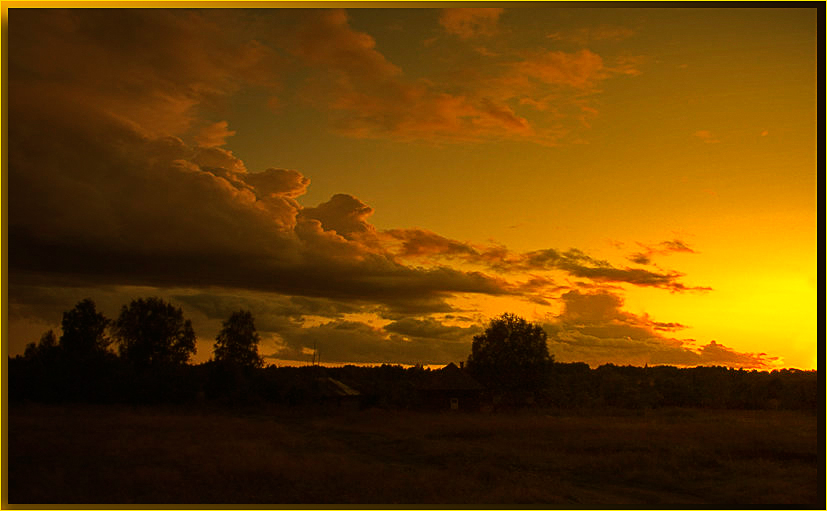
[545,290,773,368]
[6,9,771,368]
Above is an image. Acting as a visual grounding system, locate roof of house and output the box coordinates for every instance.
[417,363,485,391]
[317,377,361,397]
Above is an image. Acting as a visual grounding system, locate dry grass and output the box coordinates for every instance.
[5,404,821,506]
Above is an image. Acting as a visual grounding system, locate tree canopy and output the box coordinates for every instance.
[113,297,196,367]
[59,298,111,359]
[466,313,552,394]
[213,310,263,368]
[23,329,59,362]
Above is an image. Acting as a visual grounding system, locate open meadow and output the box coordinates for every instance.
[5,403,821,507]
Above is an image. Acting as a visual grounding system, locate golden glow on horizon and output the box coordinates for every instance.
[4,7,817,371]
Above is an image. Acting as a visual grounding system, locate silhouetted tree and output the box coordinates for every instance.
[213,310,263,368]
[59,298,111,360]
[113,297,196,367]
[23,329,59,362]
[467,313,552,396]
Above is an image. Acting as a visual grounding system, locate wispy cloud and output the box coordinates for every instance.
[628,239,698,265]
[694,130,720,144]
[547,24,637,45]
[286,10,639,145]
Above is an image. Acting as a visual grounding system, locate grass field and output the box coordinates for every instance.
[5,403,821,506]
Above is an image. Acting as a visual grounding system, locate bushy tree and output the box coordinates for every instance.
[467,313,552,394]
[113,297,196,367]
[23,329,60,362]
[213,310,263,368]
[59,298,111,359]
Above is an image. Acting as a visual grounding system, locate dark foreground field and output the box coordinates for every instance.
[6,404,821,506]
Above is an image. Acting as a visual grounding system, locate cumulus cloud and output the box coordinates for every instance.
[194,121,237,148]
[9,9,518,321]
[545,290,772,369]
[6,9,761,368]
[299,194,376,240]
[242,168,311,202]
[439,8,504,39]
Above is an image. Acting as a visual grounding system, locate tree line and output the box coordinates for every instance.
[10,297,263,404]
[7,301,819,411]
[22,297,261,369]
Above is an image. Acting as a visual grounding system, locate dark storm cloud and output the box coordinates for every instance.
[383,229,481,259]
[9,9,278,138]
[8,9,726,368]
[171,286,460,330]
[6,283,470,365]
[544,290,771,369]
[383,317,482,342]
[4,283,236,359]
[170,291,474,365]
[169,293,353,327]
[8,9,516,315]
[481,248,709,293]
[8,9,683,307]
[6,284,130,327]
[271,319,473,365]
[377,234,707,294]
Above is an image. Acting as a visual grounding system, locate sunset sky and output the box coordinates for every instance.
[5,6,819,369]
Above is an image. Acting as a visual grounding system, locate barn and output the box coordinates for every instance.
[316,376,362,410]
[416,362,486,411]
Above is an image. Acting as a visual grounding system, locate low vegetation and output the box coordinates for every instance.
[6,302,820,505]
[7,404,819,506]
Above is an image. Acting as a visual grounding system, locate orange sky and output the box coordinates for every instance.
[4,6,819,369]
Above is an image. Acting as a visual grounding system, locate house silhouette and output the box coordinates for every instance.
[416,363,485,411]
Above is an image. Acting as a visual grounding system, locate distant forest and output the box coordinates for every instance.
[7,298,818,411]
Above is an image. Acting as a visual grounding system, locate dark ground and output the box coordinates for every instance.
[5,403,822,506]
